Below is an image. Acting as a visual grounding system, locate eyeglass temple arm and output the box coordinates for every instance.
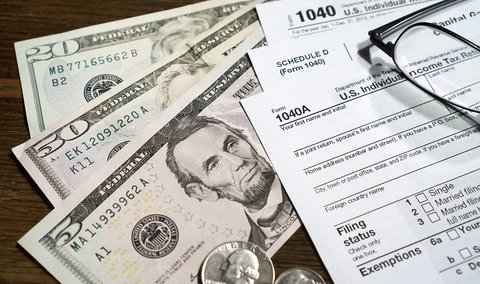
[368,0,462,57]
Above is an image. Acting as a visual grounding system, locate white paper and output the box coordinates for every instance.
[243,68,480,284]
[249,32,363,92]
[242,1,480,283]
[255,0,438,44]
[251,0,480,93]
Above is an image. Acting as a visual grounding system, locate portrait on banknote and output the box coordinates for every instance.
[219,248,259,284]
[165,115,297,250]
[150,13,219,63]
[156,62,213,110]
[202,240,274,284]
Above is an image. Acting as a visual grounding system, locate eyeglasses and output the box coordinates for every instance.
[368,0,480,113]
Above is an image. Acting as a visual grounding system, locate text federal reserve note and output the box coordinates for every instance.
[19,30,300,284]
[15,0,248,136]
[13,1,262,207]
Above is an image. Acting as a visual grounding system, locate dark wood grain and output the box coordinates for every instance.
[0,1,332,283]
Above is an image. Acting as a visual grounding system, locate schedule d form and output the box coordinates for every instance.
[241,2,480,282]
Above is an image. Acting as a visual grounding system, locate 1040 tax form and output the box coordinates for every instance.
[242,62,480,283]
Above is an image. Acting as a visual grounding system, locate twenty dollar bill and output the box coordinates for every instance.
[15,0,248,136]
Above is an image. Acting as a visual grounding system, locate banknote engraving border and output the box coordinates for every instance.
[27,61,46,131]
[40,235,102,284]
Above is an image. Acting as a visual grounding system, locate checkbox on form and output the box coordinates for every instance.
[428,212,440,223]
[421,202,434,213]
[459,248,472,259]
[415,193,428,203]
[447,229,460,240]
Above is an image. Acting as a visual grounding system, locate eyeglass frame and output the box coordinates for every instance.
[368,0,480,113]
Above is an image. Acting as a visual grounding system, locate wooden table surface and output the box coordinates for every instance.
[0,1,332,283]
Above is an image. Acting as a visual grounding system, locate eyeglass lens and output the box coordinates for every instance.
[394,23,480,112]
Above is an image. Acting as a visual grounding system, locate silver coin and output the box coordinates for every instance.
[201,240,275,284]
[275,267,325,284]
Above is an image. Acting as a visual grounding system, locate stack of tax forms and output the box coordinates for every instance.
[13,0,480,283]
[242,0,480,283]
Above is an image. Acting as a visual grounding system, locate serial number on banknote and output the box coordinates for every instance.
[58,178,149,250]
[74,106,150,152]
[43,105,150,160]
[62,49,139,72]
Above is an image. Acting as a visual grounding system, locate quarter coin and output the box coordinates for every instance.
[201,240,275,284]
[275,267,325,284]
